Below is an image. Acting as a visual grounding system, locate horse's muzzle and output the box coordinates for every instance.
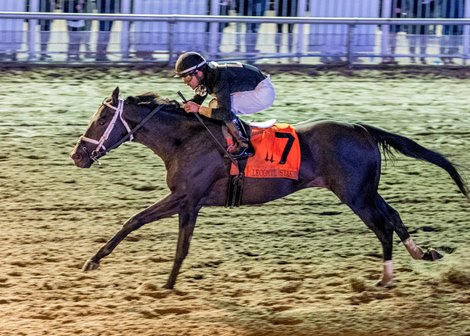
[70,149,93,168]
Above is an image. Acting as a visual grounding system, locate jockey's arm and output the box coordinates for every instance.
[207,82,232,120]
[198,105,212,118]
[182,102,213,118]
[190,93,206,105]
[188,93,212,116]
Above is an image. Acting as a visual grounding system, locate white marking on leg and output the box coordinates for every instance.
[404,238,425,260]
[381,260,393,287]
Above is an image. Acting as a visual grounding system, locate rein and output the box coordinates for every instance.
[80,98,164,162]
[177,91,239,167]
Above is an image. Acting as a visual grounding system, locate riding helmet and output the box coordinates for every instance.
[174,52,207,77]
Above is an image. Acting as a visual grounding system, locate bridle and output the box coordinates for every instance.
[79,97,163,163]
[80,98,132,162]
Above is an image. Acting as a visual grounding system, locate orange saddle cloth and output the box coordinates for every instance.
[231,123,301,180]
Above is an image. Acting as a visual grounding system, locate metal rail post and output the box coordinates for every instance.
[28,0,39,61]
[120,0,131,60]
[464,0,470,64]
[168,21,176,65]
[381,0,392,62]
[346,24,356,68]
[209,0,219,59]
[297,0,307,62]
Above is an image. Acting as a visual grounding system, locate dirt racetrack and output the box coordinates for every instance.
[1,66,469,336]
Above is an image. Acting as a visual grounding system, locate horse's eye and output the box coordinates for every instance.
[98,117,106,126]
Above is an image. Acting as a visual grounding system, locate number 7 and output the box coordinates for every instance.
[274,132,295,164]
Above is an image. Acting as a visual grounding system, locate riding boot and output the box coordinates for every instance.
[225,118,254,159]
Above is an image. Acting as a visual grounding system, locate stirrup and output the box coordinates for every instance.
[227,146,254,160]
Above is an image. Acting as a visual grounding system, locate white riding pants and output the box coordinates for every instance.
[231,77,275,115]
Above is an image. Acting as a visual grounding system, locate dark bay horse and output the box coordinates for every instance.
[71,87,468,289]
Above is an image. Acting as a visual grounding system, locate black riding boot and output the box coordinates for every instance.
[225,118,254,159]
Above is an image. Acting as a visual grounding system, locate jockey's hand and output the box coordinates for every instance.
[183,101,200,113]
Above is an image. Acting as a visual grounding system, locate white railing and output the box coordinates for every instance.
[0,12,469,65]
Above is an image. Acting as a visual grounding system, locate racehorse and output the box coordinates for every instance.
[71,87,468,290]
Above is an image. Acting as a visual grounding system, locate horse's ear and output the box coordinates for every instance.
[112,87,120,105]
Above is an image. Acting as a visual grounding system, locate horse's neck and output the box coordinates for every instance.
[134,107,206,160]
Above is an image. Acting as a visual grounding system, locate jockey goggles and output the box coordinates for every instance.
[174,59,207,78]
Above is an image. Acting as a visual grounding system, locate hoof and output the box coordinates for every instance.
[375,279,394,288]
[82,259,100,271]
[422,249,443,261]
[163,283,175,290]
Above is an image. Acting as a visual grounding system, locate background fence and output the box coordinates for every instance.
[0,0,469,65]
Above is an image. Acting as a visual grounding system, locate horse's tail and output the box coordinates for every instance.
[359,123,468,199]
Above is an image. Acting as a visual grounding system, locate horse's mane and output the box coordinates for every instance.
[124,92,223,125]
[125,92,182,113]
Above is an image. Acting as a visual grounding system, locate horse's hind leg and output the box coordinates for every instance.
[375,196,443,262]
[351,195,444,287]
[347,198,395,287]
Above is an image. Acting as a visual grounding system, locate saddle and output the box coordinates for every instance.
[222,118,276,155]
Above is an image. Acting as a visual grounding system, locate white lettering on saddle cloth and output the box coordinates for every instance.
[249,168,298,179]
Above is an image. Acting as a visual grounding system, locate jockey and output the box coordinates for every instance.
[174,51,276,158]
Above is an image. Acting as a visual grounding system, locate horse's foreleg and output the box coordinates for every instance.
[83,193,183,271]
[165,209,199,289]
[82,214,147,271]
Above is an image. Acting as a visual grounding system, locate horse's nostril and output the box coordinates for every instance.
[71,153,82,161]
